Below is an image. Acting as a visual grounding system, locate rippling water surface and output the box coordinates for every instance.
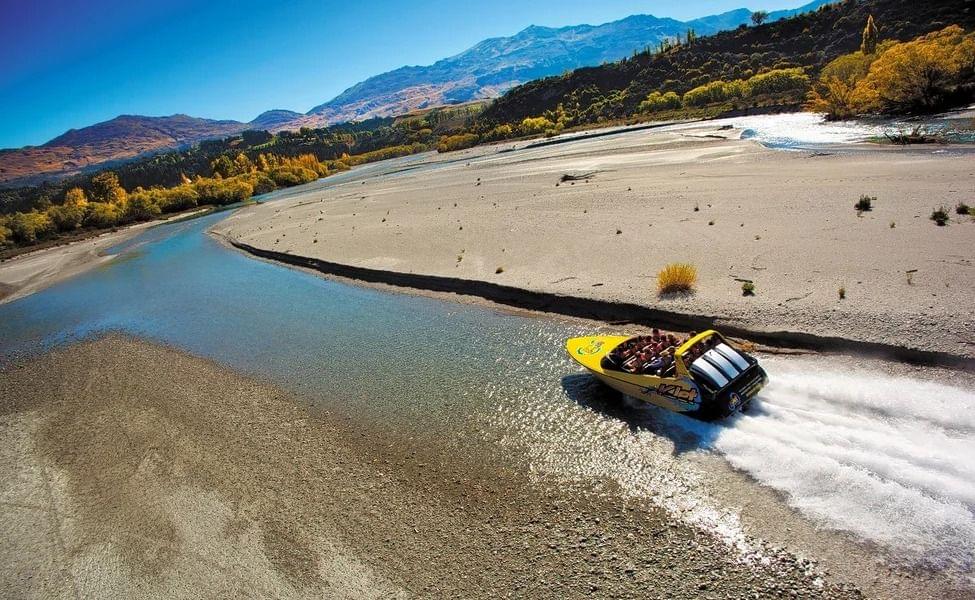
[1,138,973,584]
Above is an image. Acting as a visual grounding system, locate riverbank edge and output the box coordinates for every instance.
[220,236,975,372]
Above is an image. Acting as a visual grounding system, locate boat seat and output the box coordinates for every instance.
[601,353,621,370]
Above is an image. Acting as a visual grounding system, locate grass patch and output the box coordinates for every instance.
[854,195,874,213]
[657,263,697,295]
[930,206,950,226]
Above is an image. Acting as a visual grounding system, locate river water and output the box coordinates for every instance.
[2,122,974,588]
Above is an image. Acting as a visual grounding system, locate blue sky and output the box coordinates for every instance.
[1,0,809,148]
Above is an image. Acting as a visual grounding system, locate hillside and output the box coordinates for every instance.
[307,1,834,124]
[0,115,253,186]
[478,0,975,126]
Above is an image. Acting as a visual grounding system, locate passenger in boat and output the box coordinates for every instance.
[657,350,674,376]
[622,354,641,373]
[643,350,667,375]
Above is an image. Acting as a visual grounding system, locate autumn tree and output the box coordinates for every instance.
[806,50,878,119]
[861,15,879,54]
[8,211,54,243]
[0,218,11,247]
[48,187,88,231]
[89,172,127,205]
[809,26,975,118]
[858,25,975,114]
[85,202,121,228]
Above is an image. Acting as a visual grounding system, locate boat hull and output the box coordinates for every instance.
[566,335,702,414]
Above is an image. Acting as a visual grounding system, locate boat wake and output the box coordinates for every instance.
[485,329,975,584]
[674,357,975,577]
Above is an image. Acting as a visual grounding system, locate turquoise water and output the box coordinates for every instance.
[0,205,595,447]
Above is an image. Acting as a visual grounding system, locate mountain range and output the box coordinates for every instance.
[0,0,833,186]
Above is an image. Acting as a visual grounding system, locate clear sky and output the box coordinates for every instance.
[0,0,810,148]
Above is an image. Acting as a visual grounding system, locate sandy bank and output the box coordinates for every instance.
[213,121,975,360]
[0,335,864,598]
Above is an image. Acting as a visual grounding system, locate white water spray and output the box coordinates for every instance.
[671,357,975,576]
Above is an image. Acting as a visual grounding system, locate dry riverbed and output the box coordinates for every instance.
[0,335,864,599]
[214,122,975,360]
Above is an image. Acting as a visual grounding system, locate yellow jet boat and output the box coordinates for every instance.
[565,329,767,420]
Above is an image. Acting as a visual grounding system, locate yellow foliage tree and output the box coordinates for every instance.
[857,25,975,114]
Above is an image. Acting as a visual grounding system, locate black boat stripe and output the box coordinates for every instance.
[701,354,737,381]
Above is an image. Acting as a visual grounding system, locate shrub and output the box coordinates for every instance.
[485,124,514,141]
[956,202,971,215]
[0,221,11,247]
[638,91,682,113]
[249,172,278,195]
[741,281,756,296]
[194,177,254,206]
[85,202,121,228]
[930,206,950,226]
[8,211,54,244]
[47,202,86,232]
[838,286,846,299]
[519,116,556,135]
[746,68,810,96]
[657,263,697,295]
[854,194,874,212]
[123,190,162,222]
[683,81,735,107]
[437,133,480,153]
[155,185,200,212]
[268,166,318,187]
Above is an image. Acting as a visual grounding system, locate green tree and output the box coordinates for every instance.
[210,155,236,178]
[751,11,768,26]
[861,15,879,55]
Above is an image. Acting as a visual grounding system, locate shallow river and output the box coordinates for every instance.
[2,129,974,588]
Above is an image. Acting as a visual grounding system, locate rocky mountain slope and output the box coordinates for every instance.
[307,1,834,124]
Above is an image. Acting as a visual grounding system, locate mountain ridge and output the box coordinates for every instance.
[0,0,835,185]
